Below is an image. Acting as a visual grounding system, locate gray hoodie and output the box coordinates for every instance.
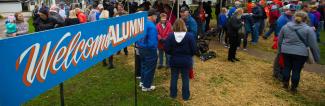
[278,21,320,62]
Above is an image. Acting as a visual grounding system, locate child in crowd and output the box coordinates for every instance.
[217,8,228,44]
[5,15,17,37]
[156,13,173,69]
[15,12,29,36]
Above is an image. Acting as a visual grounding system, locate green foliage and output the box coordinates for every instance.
[28,18,35,33]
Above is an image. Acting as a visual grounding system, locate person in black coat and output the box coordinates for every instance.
[34,8,64,32]
[204,1,212,31]
[215,2,220,19]
[227,8,244,62]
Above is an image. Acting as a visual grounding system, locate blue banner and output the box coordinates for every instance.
[0,12,147,105]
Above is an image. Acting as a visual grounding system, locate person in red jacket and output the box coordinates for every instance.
[75,8,87,23]
[156,13,173,69]
[263,3,280,39]
[247,0,254,13]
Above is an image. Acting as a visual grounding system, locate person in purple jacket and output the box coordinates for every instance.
[310,5,321,42]
[164,19,196,101]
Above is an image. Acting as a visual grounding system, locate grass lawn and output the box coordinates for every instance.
[24,61,180,106]
[27,18,35,33]
[24,18,180,105]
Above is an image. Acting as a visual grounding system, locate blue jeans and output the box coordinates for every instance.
[282,53,307,88]
[198,21,206,35]
[252,22,261,43]
[320,21,324,31]
[170,67,190,100]
[264,23,276,38]
[259,19,265,35]
[139,48,158,88]
[316,26,321,42]
[158,49,170,67]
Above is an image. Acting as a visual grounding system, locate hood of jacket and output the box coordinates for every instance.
[286,21,307,31]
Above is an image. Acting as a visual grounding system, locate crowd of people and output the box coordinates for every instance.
[219,0,322,94]
[2,0,324,101]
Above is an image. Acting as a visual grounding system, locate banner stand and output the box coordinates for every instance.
[134,58,138,106]
[134,71,138,106]
[60,83,65,106]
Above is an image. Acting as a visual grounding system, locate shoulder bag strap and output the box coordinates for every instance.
[293,29,308,47]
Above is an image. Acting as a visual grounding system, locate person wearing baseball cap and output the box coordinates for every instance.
[274,4,295,45]
[136,8,159,92]
[180,7,198,39]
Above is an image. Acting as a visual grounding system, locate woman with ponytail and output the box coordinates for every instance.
[278,11,320,93]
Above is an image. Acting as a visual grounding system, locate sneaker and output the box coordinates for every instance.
[243,48,248,51]
[142,86,156,92]
[136,77,141,80]
[139,82,143,88]
[224,45,228,48]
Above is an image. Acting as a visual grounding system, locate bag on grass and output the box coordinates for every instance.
[189,68,194,79]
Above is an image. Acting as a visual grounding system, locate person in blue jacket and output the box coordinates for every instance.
[180,7,198,39]
[217,8,228,44]
[136,8,158,92]
[275,5,295,37]
[228,1,241,18]
[302,4,320,42]
[164,19,196,101]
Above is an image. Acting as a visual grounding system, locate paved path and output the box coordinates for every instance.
[245,46,325,74]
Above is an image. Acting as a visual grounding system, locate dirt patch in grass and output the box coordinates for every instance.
[157,40,325,105]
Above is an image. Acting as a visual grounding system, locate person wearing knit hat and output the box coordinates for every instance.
[49,5,65,27]
[34,8,63,32]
